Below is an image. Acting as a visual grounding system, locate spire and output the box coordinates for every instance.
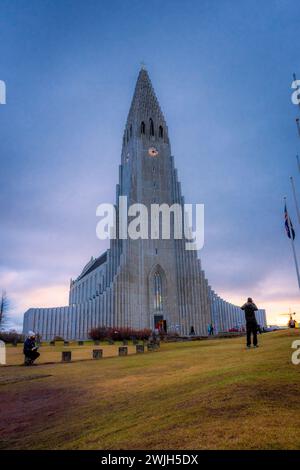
[126,68,167,127]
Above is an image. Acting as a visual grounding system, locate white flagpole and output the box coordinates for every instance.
[296,118,300,137]
[290,176,300,224]
[284,197,300,289]
[297,155,300,174]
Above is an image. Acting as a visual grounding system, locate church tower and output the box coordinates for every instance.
[110,67,212,334]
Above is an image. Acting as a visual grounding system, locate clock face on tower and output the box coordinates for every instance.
[148,147,159,157]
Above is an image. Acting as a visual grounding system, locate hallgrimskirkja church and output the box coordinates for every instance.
[23,69,266,339]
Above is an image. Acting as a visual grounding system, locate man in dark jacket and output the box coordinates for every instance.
[23,331,40,365]
[241,298,258,348]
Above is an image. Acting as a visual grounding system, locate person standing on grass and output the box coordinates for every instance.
[23,331,40,366]
[241,298,259,348]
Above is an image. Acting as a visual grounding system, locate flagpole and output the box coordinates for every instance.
[284,196,300,289]
[296,118,300,137]
[290,176,300,224]
[297,155,300,174]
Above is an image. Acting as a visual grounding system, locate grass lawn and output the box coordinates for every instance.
[5,341,139,365]
[0,329,299,450]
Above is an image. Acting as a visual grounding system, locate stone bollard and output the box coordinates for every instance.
[62,351,71,362]
[50,341,55,346]
[78,341,84,346]
[63,341,69,346]
[119,346,128,357]
[147,343,159,352]
[93,349,103,359]
[136,344,144,354]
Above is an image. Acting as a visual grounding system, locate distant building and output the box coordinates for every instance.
[23,69,266,339]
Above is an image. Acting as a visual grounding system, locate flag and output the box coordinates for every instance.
[285,204,296,240]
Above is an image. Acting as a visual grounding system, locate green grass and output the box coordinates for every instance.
[0,330,299,450]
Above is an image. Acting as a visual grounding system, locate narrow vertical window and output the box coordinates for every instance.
[159,125,163,138]
[150,118,154,137]
[130,125,132,137]
[141,121,145,134]
[154,272,163,311]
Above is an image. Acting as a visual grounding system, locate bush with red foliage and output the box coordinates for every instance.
[89,326,152,342]
[88,326,111,341]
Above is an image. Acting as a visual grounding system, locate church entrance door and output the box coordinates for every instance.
[154,315,167,332]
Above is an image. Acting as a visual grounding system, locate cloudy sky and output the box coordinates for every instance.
[1,0,300,329]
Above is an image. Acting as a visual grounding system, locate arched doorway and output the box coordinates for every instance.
[148,264,168,331]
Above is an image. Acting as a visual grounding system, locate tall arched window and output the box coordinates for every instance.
[154,272,163,311]
[141,121,145,134]
[130,125,132,137]
[150,118,154,137]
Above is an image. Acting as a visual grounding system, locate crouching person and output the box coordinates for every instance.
[23,331,40,366]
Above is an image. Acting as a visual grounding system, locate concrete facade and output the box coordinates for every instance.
[209,289,266,334]
[23,69,267,340]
